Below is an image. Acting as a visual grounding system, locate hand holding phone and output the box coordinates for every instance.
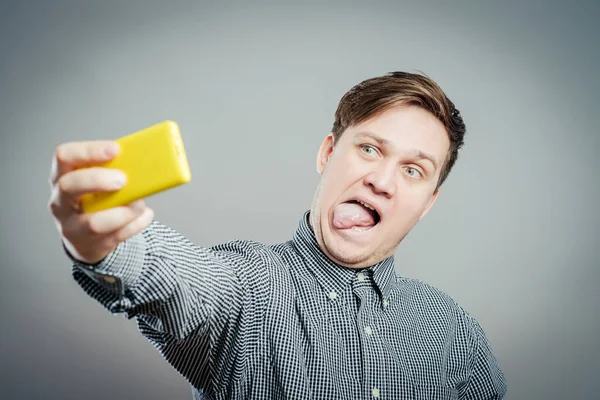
[47,120,192,264]
[79,120,192,213]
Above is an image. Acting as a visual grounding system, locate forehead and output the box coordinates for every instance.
[342,105,450,162]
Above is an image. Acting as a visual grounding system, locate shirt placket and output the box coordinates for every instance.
[352,270,386,399]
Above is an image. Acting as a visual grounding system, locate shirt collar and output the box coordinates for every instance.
[292,210,396,301]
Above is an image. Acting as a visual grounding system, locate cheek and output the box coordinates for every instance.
[321,160,355,194]
[390,191,431,222]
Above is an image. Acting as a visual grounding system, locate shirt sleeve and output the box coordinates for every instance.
[461,314,508,399]
[66,219,271,392]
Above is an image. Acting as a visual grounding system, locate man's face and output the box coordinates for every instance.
[309,104,450,269]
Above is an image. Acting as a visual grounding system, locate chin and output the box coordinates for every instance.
[324,216,404,268]
[311,202,393,267]
[320,223,380,268]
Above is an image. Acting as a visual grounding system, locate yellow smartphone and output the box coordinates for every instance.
[80,120,192,213]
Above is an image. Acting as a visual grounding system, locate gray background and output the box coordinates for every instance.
[1,0,598,399]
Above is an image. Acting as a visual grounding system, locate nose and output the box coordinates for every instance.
[363,162,396,198]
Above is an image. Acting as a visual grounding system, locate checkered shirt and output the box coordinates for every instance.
[69,211,507,399]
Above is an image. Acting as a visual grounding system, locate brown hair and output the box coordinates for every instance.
[331,71,466,190]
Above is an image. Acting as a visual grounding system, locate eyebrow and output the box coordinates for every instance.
[353,131,439,171]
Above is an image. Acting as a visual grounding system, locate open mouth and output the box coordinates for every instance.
[348,200,381,225]
[332,199,381,232]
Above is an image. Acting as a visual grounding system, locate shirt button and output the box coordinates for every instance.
[103,276,116,284]
[372,387,380,398]
[328,291,338,300]
[365,326,373,336]
[383,299,389,308]
[357,272,366,282]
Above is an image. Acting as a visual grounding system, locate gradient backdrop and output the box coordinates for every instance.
[1,1,598,399]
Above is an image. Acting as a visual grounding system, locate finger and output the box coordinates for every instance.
[110,206,155,244]
[58,205,153,264]
[49,168,128,220]
[82,200,147,235]
[49,140,120,186]
[57,167,127,201]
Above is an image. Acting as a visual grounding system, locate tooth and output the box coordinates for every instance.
[356,200,375,211]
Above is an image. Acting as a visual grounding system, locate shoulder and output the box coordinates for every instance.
[396,276,464,310]
[210,238,268,256]
[207,239,294,275]
[397,277,508,396]
[395,277,499,363]
[394,276,478,330]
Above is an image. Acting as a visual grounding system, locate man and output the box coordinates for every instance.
[48,72,507,399]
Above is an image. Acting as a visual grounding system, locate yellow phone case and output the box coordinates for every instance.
[80,120,192,213]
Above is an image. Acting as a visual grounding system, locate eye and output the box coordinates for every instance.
[404,167,423,179]
[360,145,378,157]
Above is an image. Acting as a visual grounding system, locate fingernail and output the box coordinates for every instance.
[104,143,119,157]
[113,172,126,187]
[130,200,145,211]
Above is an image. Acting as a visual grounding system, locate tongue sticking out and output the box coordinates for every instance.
[333,202,377,230]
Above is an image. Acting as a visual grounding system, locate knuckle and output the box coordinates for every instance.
[56,174,71,194]
[47,198,60,216]
[47,186,66,218]
[86,216,104,235]
[82,170,98,188]
[112,229,127,245]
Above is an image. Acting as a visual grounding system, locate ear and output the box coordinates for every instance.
[418,189,440,221]
[316,134,335,174]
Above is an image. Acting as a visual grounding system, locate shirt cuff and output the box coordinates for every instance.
[65,233,146,298]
